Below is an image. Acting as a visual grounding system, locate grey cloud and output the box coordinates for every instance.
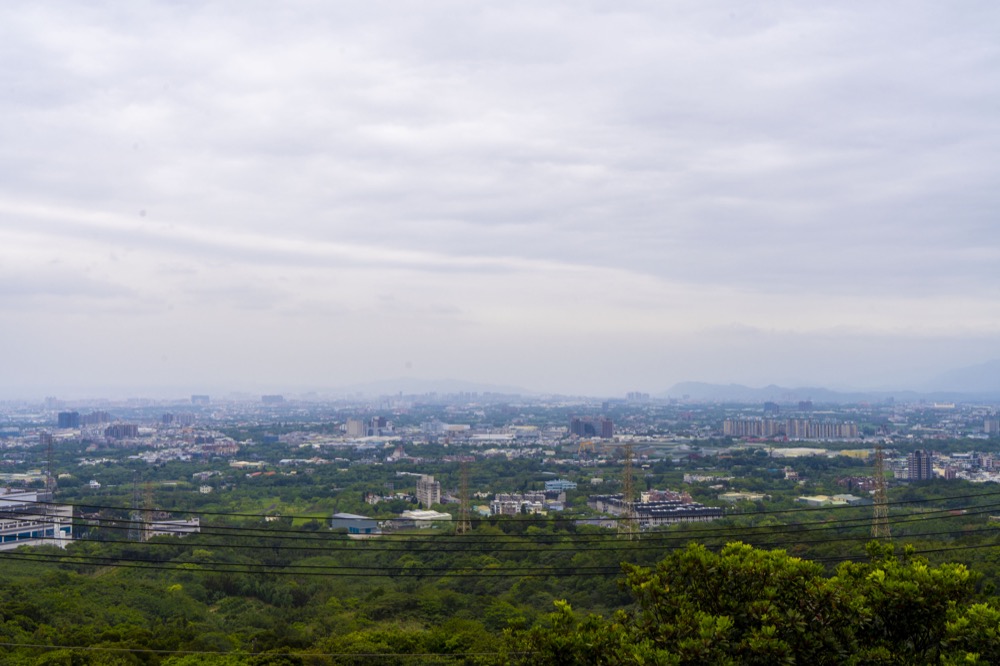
[2,1,999,393]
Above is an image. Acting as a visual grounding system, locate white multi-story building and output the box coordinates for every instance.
[416,475,441,508]
[0,489,73,551]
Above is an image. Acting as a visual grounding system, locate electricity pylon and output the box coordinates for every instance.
[872,445,891,540]
[457,460,472,534]
[128,471,144,542]
[142,481,155,543]
[618,443,638,540]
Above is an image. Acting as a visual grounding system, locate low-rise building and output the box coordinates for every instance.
[796,495,855,507]
[718,492,767,503]
[0,489,73,551]
[147,518,200,538]
[399,509,452,528]
[330,512,381,537]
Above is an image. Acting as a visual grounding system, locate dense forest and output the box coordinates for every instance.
[4,509,1000,664]
[6,440,1000,663]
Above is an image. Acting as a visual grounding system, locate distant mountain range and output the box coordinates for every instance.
[925,359,1000,394]
[665,359,1000,403]
[330,377,536,398]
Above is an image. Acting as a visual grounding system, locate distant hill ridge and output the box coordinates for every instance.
[665,359,1000,403]
[333,377,535,397]
[664,379,1000,404]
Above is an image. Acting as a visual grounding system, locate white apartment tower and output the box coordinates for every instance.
[416,475,441,508]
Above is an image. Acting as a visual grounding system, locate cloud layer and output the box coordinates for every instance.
[2,2,998,397]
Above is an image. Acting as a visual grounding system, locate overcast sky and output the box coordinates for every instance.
[2,1,998,398]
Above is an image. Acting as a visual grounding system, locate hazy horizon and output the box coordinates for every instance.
[5,357,1000,403]
[3,3,998,398]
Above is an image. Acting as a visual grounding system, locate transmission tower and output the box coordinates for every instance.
[871,445,891,540]
[457,460,472,534]
[618,443,638,540]
[42,432,55,495]
[142,481,155,543]
[127,471,144,542]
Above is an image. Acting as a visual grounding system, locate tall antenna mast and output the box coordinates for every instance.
[457,460,471,534]
[872,445,891,540]
[618,443,637,540]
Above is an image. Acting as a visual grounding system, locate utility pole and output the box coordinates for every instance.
[618,443,638,540]
[872,445,891,540]
[457,460,472,535]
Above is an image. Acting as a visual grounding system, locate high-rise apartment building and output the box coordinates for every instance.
[908,449,933,481]
[81,411,111,426]
[569,417,614,439]
[57,412,80,429]
[345,419,366,438]
[104,424,139,440]
[416,475,441,508]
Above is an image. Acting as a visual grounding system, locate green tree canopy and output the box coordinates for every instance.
[510,541,997,665]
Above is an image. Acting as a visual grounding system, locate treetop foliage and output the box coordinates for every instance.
[510,541,999,665]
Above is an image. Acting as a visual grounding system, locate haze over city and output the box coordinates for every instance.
[2,2,998,399]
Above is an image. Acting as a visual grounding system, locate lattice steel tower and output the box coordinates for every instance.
[142,481,155,543]
[618,443,638,540]
[457,460,472,535]
[128,471,144,542]
[43,432,55,494]
[872,445,891,540]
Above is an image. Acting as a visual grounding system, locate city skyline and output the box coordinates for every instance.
[2,2,998,398]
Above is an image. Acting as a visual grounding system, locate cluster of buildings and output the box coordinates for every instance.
[0,487,199,551]
[345,417,394,438]
[588,489,725,528]
[723,418,860,440]
[886,448,1000,484]
[489,491,565,516]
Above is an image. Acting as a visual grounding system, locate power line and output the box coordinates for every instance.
[13,496,1000,549]
[24,486,1000,523]
[0,641,524,660]
[18,519,1000,558]
[0,551,624,577]
[11,492,1000,553]
[3,532,998,578]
